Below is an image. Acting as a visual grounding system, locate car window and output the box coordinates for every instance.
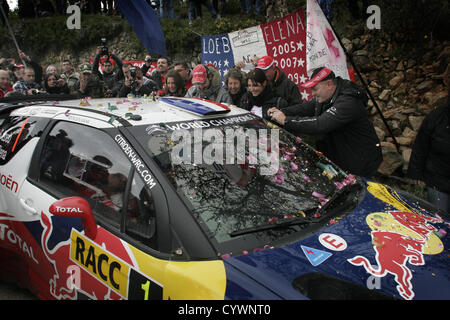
[39,121,131,226]
[0,116,45,165]
[129,117,362,252]
[125,170,157,250]
[38,120,159,249]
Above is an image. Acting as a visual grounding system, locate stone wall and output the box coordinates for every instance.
[342,33,449,176]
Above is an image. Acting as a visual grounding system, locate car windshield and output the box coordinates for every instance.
[130,114,361,249]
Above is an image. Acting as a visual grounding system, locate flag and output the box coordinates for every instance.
[201,9,311,101]
[306,0,349,80]
[115,0,166,56]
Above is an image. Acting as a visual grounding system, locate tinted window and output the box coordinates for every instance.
[0,116,45,165]
[38,121,158,249]
[39,122,130,228]
[125,170,157,249]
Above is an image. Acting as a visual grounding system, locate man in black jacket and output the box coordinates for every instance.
[268,67,382,178]
[256,55,302,106]
[92,46,123,95]
[407,66,450,214]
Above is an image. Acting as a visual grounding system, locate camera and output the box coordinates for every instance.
[100,38,109,56]
[130,67,137,78]
[30,89,46,95]
[129,67,137,88]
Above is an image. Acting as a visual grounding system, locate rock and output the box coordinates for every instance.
[394,83,408,96]
[353,55,371,70]
[378,146,403,175]
[381,141,396,149]
[406,59,416,68]
[395,136,414,146]
[402,127,417,140]
[426,90,448,107]
[396,61,405,71]
[378,89,391,101]
[387,120,402,136]
[409,116,425,131]
[370,80,382,89]
[405,68,416,81]
[341,37,353,53]
[402,148,412,172]
[416,80,434,93]
[374,126,386,142]
[402,148,412,163]
[389,73,405,87]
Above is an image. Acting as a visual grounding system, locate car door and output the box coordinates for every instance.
[17,113,141,299]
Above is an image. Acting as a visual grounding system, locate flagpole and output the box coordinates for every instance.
[0,4,27,67]
[315,4,400,153]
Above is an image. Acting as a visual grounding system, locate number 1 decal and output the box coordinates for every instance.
[141,280,150,300]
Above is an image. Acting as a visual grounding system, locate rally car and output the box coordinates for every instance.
[0,95,448,300]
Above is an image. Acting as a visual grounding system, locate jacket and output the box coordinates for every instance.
[271,67,302,105]
[282,77,382,178]
[240,87,288,117]
[12,80,41,95]
[407,102,450,194]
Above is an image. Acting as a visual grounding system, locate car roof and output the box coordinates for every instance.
[3,96,250,127]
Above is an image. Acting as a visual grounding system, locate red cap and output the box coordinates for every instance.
[192,65,207,84]
[302,67,335,88]
[256,56,275,70]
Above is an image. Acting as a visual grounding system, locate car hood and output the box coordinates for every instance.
[223,181,450,300]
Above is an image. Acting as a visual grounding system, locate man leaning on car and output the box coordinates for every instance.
[268,67,382,178]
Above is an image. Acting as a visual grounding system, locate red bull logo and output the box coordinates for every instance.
[40,212,123,299]
[40,211,163,300]
[347,211,444,300]
[348,231,425,300]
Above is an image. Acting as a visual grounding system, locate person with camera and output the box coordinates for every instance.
[92,42,123,96]
[141,55,155,78]
[44,73,70,95]
[12,67,44,95]
[118,67,158,98]
[75,63,104,98]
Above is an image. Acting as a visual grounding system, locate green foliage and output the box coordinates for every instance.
[1,14,124,59]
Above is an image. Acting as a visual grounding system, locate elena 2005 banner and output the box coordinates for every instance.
[201,9,312,100]
[201,1,353,101]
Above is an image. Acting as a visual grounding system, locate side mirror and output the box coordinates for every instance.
[49,197,97,239]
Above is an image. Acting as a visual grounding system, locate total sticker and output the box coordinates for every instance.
[319,233,347,251]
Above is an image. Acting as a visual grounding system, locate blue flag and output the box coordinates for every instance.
[115,0,166,56]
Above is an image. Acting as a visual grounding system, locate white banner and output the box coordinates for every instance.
[306,0,349,80]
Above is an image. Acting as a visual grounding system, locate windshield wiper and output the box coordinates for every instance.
[229,216,316,237]
[229,181,362,237]
[316,182,361,216]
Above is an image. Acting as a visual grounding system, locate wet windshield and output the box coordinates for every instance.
[130,115,361,247]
